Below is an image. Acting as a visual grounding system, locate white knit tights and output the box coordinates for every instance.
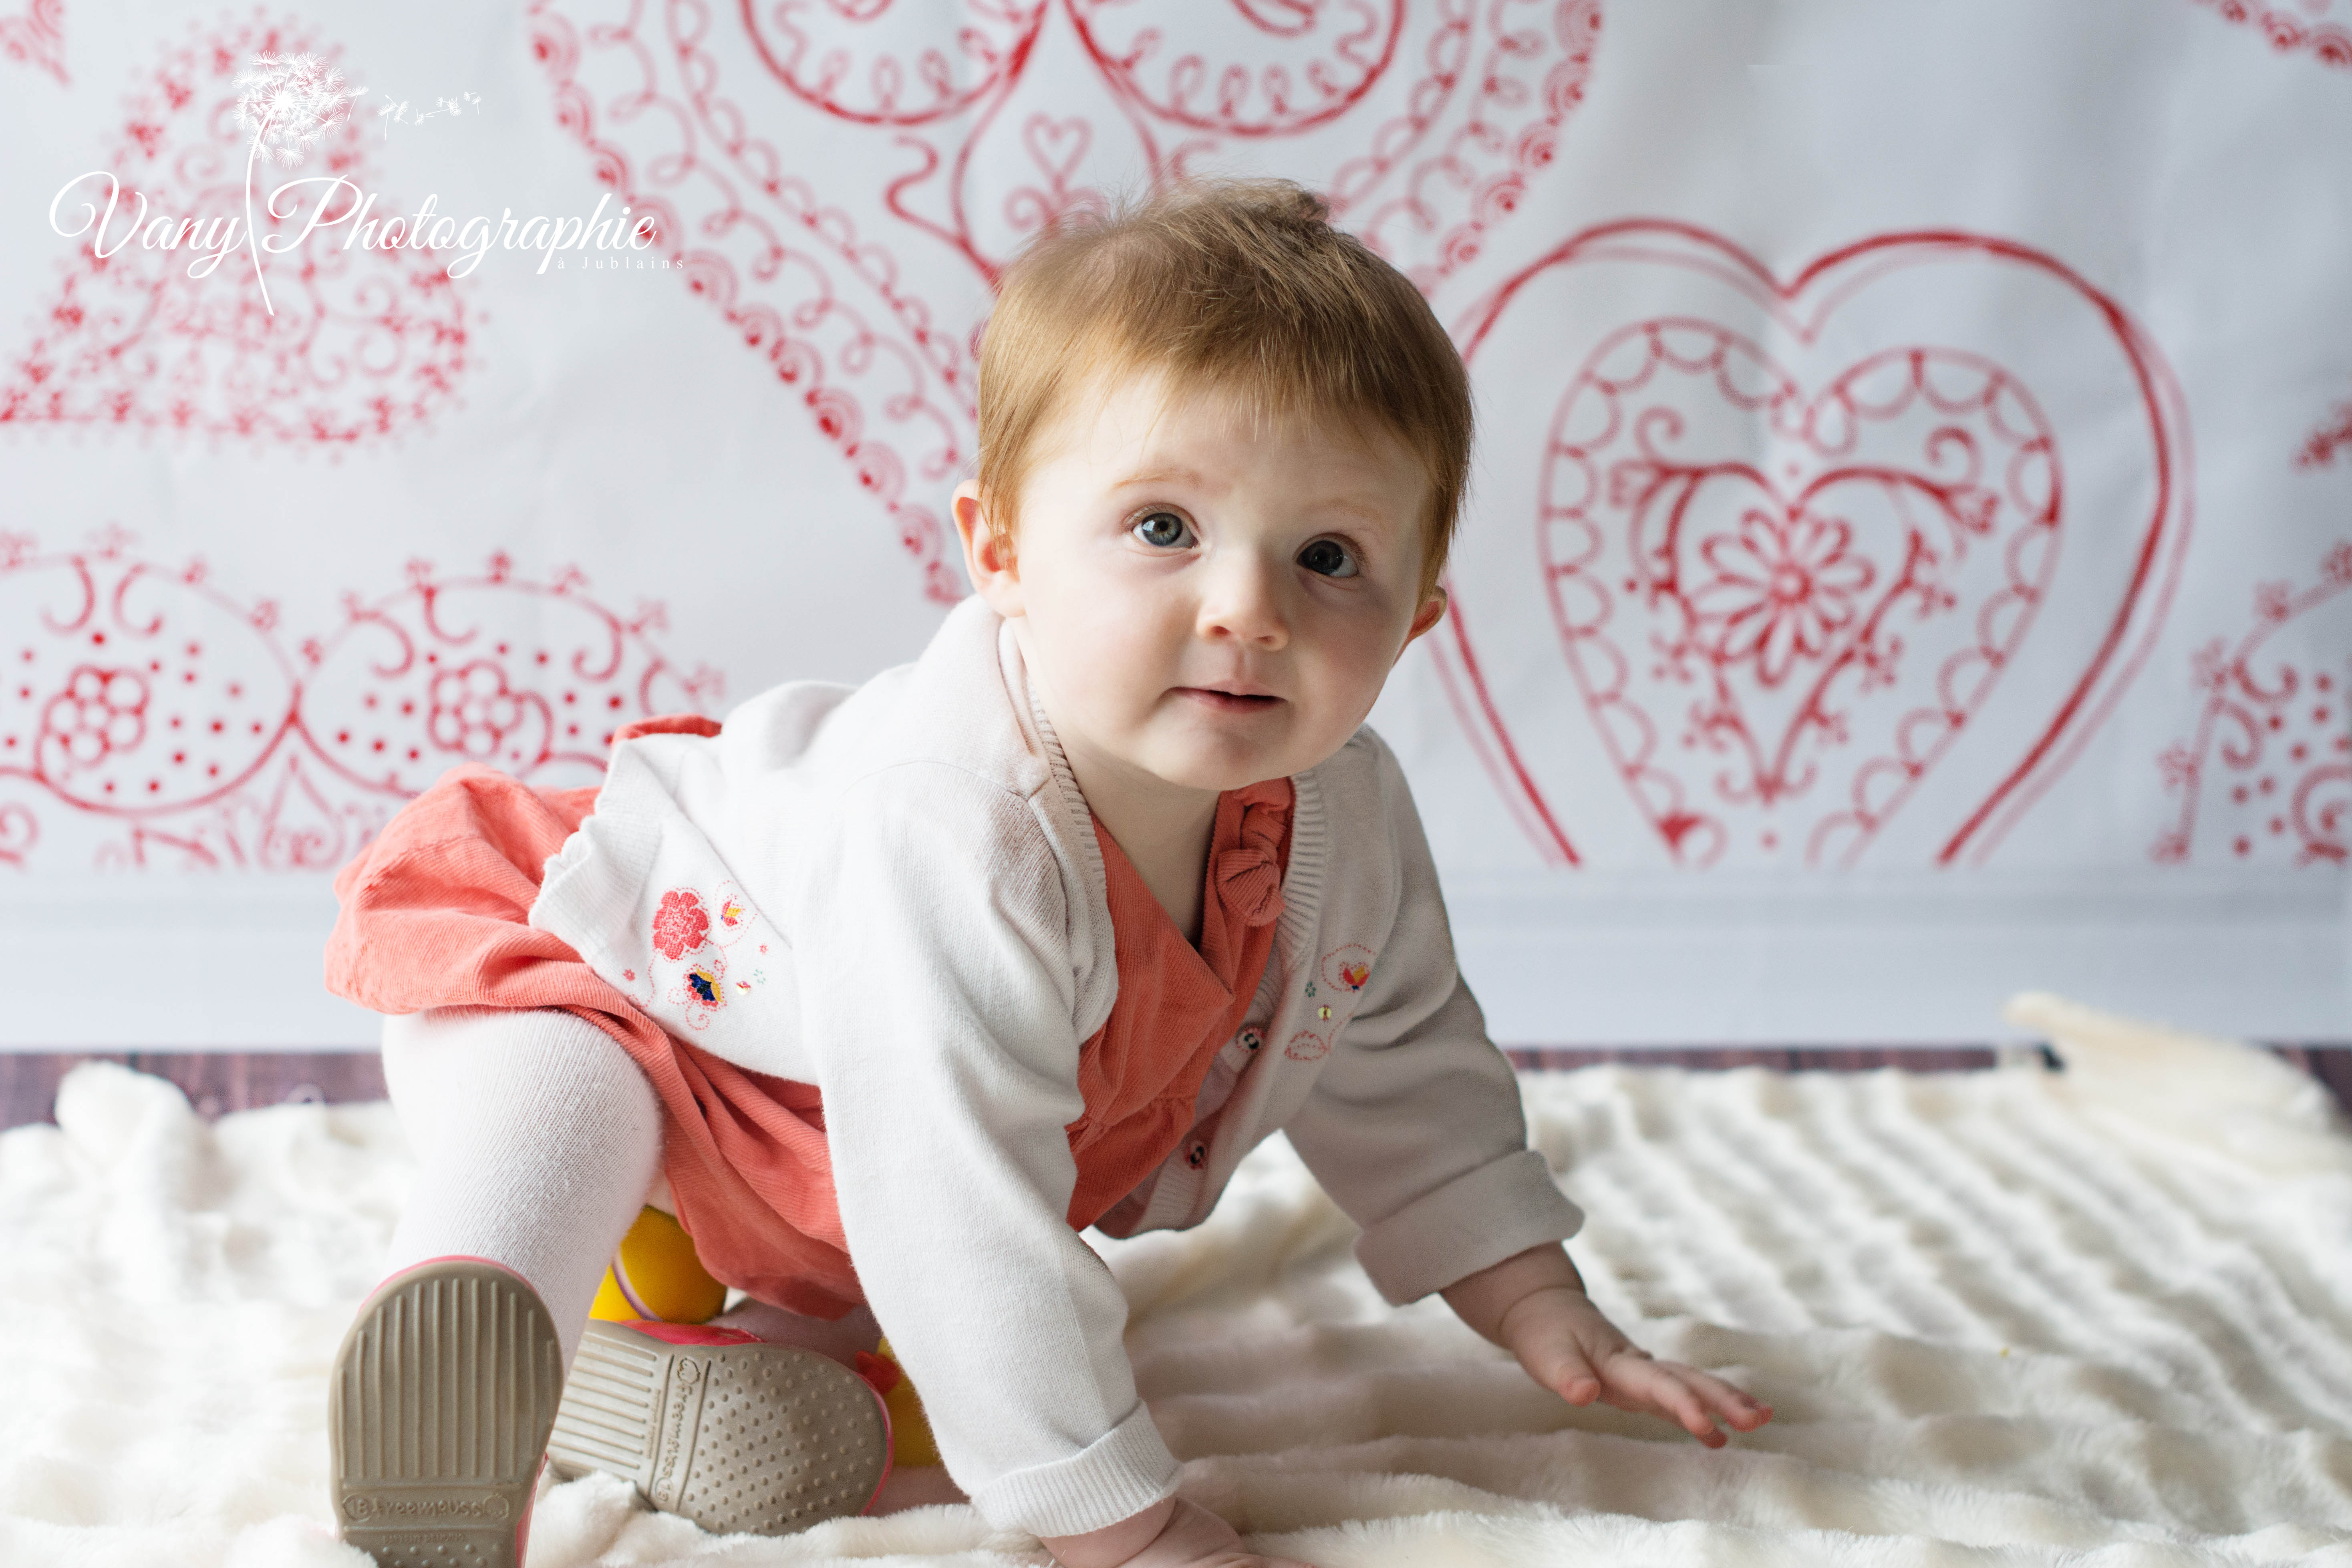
[379,1005,663,1367]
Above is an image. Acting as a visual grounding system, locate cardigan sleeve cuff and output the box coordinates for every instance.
[1353,1148,1586,1307]
[967,1403,1182,1540]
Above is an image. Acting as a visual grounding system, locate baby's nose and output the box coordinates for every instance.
[1196,555,1289,648]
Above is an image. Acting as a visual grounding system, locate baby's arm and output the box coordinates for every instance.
[1441,1244,1771,1446]
[796,770,1190,1539]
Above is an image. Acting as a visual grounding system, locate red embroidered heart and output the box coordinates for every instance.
[528,0,1601,602]
[0,16,470,446]
[1438,222,2191,868]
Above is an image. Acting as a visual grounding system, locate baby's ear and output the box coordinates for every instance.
[1404,586,1448,645]
[953,481,1023,614]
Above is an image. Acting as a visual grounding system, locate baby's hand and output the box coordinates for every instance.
[1041,1497,1316,1568]
[1496,1284,1770,1447]
[1441,1244,1771,1449]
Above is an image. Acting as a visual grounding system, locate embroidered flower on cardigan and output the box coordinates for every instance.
[708,879,762,946]
[652,888,711,960]
[668,952,727,1026]
[1321,943,1376,994]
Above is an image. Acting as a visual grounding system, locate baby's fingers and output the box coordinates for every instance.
[1532,1340,1605,1406]
[1675,1364,1774,1432]
[1601,1356,1738,1446]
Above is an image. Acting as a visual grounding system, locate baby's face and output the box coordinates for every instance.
[955,370,1446,793]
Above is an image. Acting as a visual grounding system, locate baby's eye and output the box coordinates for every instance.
[1132,510,1192,550]
[1298,537,1358,578]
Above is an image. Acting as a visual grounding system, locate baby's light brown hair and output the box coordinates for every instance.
[975,178,1472,600]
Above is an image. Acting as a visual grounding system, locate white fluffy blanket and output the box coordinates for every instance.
[6,996,2350,1568]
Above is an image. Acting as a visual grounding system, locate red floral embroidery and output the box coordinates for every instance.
[1688,507,1877,689]
[652,888,710,960]
[427,661,534,759]
[40,666,149,775]
[1319,943,1378,996]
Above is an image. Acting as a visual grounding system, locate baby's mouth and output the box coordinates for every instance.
[1175,686,1282,714]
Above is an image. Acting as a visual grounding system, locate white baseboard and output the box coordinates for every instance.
[1450,870,2351,1045]
[0,872,2342,1049]
[0,879,383,1049]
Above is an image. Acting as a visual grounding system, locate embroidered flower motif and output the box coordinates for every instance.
[706,879,760,946]
[651,888,710,960]
[40,666,149,772]
[426,660,527,759]
[1319,944,1376,995]
[1687,506,1875,688]
[668,951,727,1026]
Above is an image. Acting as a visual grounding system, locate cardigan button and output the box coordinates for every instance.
[1185,1142,1207,1168]
[1238,1029,1262,1051]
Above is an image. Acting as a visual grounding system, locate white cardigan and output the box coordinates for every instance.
[528,597,1583,1536]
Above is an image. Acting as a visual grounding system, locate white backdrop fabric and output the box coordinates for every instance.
[0,0,2345,1047]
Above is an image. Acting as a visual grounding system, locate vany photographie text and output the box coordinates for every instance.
[45,174,655,280]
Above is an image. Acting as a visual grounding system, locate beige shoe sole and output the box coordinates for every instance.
[328,1259,563,1568]
[548,1320,891,1535]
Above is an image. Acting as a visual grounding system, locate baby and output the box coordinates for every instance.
[323,179,1769,1568]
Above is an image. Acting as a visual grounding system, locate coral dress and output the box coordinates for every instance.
[326,716,1291,1316]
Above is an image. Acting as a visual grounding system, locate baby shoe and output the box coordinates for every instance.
[547,1319,892,1535]
[329,1256,563,1568]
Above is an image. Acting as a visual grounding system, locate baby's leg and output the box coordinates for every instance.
[379,1004,663,1367]
[334,1006,661,1567]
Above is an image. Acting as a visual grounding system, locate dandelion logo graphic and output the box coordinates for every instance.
[234,52,362,316]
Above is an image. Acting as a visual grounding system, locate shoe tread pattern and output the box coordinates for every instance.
[329,1260,562,1568]
[550,1322,888,1537]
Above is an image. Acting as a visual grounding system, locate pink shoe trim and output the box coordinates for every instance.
[859,1377,895,1516]
[516,1452,548,1563]
[372,1254,528,1293]
[619,1319,763,1348]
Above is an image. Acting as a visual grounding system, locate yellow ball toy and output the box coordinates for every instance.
[587,1207,943,1470]
[589,1206,729,1326]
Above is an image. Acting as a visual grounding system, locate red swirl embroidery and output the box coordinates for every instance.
[2153,541,2352,868]
[0,532,721,872]
[525,0,1604,604]
[0,0,66,84]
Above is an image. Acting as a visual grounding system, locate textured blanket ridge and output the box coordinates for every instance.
[2,995,2349,1566]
